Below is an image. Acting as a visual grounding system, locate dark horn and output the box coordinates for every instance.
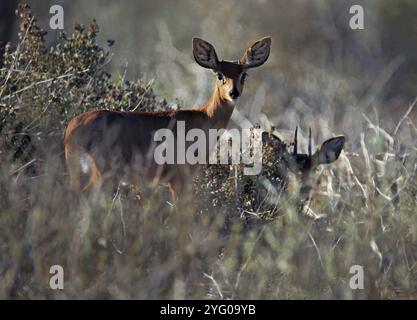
[293,126,298,155]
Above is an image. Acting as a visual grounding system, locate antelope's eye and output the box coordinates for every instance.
[241,73,248,84]
[217,73,226,84]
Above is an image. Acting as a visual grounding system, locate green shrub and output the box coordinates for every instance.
[1,4,164,167]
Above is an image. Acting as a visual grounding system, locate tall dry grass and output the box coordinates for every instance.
[0,4,416,299]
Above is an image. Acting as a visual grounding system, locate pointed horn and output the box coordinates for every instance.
[293,126,298,155]
[308,127,312,158]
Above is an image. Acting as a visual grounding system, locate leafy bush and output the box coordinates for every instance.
[0,4,163,168]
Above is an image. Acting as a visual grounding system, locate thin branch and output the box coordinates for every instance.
[203,273,224,300]
[10,158,37,176]
[393,97,417,137]
[232,226,266,298]
[308,232,324,268]
[1,68,90,101]
[131,79,155,111]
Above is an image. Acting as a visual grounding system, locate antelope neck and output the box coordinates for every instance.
[200,84,235,130]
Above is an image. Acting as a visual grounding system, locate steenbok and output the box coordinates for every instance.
[64,37,272,203]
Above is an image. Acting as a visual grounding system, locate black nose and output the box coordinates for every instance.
[229,89,240,100]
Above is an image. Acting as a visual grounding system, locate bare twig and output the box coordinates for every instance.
[232,226,266,298]
[118,194,126,237]
[308,232,324,268]
[203,273,224,300]
[1,68,90,101]
[10,158,37,176]
[131,79,155,111]
[0,16,35,97]
[393,97,417,138]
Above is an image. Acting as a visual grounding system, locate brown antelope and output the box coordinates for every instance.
[196,127,345,220]
[64,37,271,201]
[282,127,345,179]
[262,128,345,208]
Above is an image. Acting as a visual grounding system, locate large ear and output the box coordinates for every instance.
[192,38,220,70]
[313,135,345,166]
[240,36,271,68]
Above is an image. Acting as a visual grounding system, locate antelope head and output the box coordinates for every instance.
[192,37,271,103]
[290,127,345,176]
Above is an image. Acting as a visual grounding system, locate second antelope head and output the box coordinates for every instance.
[196,127,345,221]
[288,127,345,177]
[193,37,271,102]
